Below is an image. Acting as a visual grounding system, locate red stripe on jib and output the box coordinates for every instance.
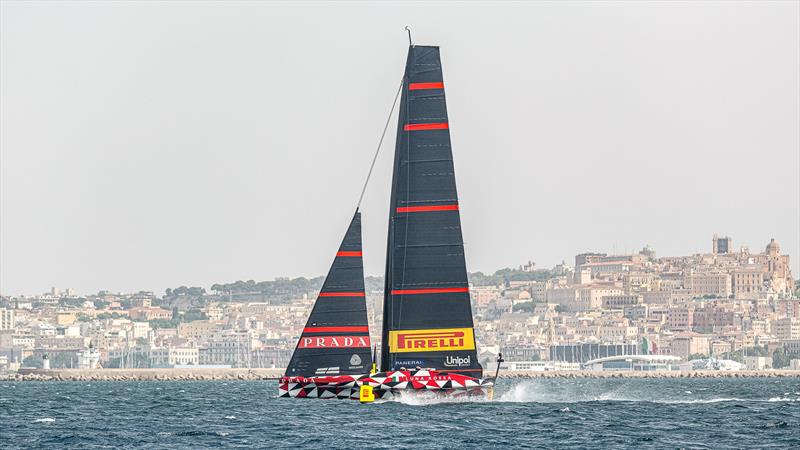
[298,335,370,349]
[409,82,444,90]
[318,292,365,297]
[396,204,459,213]
[336,251,362,257]
[404,123,449,131]
[391,287,470,295]
[303,326,369,333]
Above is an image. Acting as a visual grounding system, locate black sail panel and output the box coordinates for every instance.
[285,211,372,377]
[381,46,482,377]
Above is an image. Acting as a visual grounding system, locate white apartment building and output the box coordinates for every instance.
[0,308,14,331]
[169,347,199,365]
[774,318,800,340]
[132,322,151,340]
[201,331,257,367]
[546,286,624,312]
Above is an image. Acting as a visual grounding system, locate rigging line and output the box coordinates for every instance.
[356,78,404,210]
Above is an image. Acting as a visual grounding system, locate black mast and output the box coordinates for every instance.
[285,211,372,377]
[380,45,482,377]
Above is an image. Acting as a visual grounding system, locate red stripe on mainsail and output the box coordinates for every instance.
[404,123,448,131]
[303,326,369,334]
[318,292,365,297]
[409,82,444,90]
[396,204,459,213]
[391,287,470,295]
[336,251,362,257]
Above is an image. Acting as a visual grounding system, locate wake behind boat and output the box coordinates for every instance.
[279,39,496,401]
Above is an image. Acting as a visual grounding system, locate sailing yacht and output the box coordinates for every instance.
[279,44,495,400]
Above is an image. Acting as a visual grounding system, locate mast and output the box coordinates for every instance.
[380,45,482,377]
[285,211,372,377]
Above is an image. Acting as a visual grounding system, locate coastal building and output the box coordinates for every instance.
[623,304,648,321]
[0,308,14,331]
[667,305,695,331]
[546,286,624,312]
[549,343,639,364]
[169,347,199,366]
[752,239,795,294]
[776,300,800,319]
[744,356,771,370]
[712,234,733,254]
[670,333,710,359]
[132,322,150,340]
[642,291,670,305]
[128,307,171,321]
[177,320,221,342]
[602,295,643,309]
[732,268,763,296]
[584,354,681,371]
[774,318,800,340]
[684,272,732,298]
[782,339,800,357]
[201,331,258,367]
[77,347,101,369]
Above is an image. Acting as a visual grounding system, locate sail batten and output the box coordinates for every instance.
[380,46,482,377]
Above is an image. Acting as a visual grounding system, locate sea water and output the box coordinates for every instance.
[2,378,799,449]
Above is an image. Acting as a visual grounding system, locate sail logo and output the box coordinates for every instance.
[389,328,475,353]
[444,355,471,367]
[299,336,370,349]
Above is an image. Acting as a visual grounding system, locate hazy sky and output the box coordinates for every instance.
[1,1,798,296]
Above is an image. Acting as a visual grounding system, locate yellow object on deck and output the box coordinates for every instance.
[359,385,375,403]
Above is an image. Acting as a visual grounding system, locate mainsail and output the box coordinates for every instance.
[380,46,482,377]
[285,211,372,377]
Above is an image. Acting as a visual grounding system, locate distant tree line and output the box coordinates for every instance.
[164,286,206,298]
[207,277,324,300]
[512,301,536,313]
[161,267,557,302]
[469,268,553,287]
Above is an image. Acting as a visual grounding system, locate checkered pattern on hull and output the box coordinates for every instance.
[278,369,494,400]
[278,374,360,399]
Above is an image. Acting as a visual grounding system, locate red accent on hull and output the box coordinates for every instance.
[336,251,362,257]
[391,287,470,295]
[396,204,459,213]
[404,123,448,131]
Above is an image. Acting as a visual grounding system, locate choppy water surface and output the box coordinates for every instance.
[2,378,800,449]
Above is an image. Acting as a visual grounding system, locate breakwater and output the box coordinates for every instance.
[3,368,284,381]
[3,368,800,381]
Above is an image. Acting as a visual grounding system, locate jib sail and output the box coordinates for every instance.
[380,45,482,377]
[285,211,372,377]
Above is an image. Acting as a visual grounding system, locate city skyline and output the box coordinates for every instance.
[1,227,796,374]
[2,233,795,299]
[2,2,798,296]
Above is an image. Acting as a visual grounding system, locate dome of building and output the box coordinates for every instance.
[766,238,780,255]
